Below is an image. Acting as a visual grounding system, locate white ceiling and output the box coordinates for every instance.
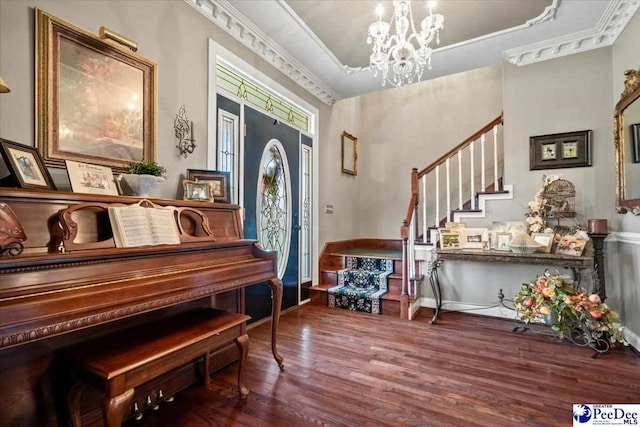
[187,0,640,105]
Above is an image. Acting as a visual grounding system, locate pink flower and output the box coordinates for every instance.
[588,294,601,304]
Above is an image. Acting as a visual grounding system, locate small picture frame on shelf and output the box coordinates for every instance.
[461,228,488,250]
[186,169,231,203]
[494,232,512,251]
[555,236,586,256]
[438,232,461,250]
[182,179,213,202]
[0,138,57,190]
[532,232,554,253]
[66,160,118,196]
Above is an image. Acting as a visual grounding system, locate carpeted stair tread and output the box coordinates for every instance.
[332,248,402,260]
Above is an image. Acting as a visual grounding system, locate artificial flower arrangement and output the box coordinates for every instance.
[525,174,561,234]
[513,271,626,347]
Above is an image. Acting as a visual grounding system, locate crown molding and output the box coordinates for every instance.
[504,0,640,66]
[186,0,338,105]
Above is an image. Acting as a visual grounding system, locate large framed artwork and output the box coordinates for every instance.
[529,130,592,170]
[35,9,157,174]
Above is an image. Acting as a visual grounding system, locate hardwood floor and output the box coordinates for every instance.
[129,305,640,427]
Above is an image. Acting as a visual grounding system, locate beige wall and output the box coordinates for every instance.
[351,64,503,238]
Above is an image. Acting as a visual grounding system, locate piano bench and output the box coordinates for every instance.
[65,308,251,427]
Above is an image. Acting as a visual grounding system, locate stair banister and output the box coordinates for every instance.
[399,113,503,320]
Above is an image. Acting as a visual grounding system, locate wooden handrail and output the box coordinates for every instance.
[417,113,503,178]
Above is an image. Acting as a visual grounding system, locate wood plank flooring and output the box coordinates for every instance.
[128,305,640,427]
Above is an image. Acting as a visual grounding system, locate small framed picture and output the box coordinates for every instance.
[439,232,461,250]
[555,237,586,256]
[532,232,555,253]
[187,169,231,203]
[632,123,640,163]
[541,143,557,160]
[562,141,578,159]
[0,139,56,190]
[66,160,118,196]
[183,179,213,202]
[495,232,512,251]
[461,228,488,250]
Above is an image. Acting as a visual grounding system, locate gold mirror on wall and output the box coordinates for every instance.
[341,131,357,176]
[614,69,640,214]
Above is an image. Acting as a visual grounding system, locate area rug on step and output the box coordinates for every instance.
[327,257,393,314]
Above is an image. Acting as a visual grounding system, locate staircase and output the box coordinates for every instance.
[311,114,508,320]
[310,239,405,317]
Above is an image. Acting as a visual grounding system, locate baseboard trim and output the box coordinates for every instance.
[420,297,515,320]
[624,328,640,352]
[611,231,640,246]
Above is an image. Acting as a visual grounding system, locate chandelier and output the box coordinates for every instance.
[367,1,444,87]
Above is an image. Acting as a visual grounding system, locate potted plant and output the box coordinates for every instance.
[119,160,166,197]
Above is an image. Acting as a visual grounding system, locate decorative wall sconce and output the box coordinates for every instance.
[174,105,196,158]
[99,26,138,52]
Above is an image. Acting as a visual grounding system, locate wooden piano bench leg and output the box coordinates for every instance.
[235,333,250,399]
[67,380,86,427]
[101,388,134,427]
[203,350,211,387]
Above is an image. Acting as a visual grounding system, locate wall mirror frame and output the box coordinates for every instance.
[614,68,640,214]
[341,131,357,176]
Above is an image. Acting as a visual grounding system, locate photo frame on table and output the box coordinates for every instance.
[341,131,357,176]
[186,169,231,203]
[438,231,461,250]
[182,179,213,202]
[65,160,118,196]
[0,138,57,190]
[529,130,592,170]
[494,232,512,251]
[35,9,157,174]
[632,123,640,163]
[532,232,555,253]
[555,237,586,257]
[461,228,488,250]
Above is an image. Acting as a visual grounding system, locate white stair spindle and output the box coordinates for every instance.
[445,158,451,221]
[458,150,463,211]
[435,166,440,231]
[481,134,486,190]
[422,175,427,243]
[493,125,499,191]
[470,141,475,210]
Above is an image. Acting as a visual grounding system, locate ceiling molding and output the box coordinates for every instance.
[504,0,640,66]
[342,0,561,74]
[186,0,339,105]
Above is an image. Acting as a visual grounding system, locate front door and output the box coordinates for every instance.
[243,106,300,321]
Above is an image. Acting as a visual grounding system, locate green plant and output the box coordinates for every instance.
[513,271,625,346]
[126,160,166,177]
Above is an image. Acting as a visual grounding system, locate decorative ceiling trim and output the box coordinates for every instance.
[504,0,640,66]
[342,0,561,74]
[186,0,339,105]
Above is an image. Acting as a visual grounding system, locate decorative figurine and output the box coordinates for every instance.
[0,202,26,256]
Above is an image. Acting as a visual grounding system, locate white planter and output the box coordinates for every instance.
[119,174,165,197]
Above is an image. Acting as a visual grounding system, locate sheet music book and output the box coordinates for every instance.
[108,205,180,248]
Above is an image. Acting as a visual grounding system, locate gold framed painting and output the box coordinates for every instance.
[35,9,157,174]
[341,131,357,175]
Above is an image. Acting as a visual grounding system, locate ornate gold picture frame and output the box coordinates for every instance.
[35,9,157,174]
[341,131,357,175]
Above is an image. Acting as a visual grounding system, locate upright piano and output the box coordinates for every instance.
[0,188,282,426]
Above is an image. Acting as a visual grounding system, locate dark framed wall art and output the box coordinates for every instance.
[529,130,592,170]
[0,139,57,190]
[631,123,640,163]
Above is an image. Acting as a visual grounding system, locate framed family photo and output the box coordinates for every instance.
[530,130,592,170]
[187,169,231,203]
[182,179,213,202]
[494,232,512,251]
[532,232,555,253]
[35,8,157,173]
[438,231,461,250]
[0,139,56,190]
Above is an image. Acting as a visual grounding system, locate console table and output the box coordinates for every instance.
[428,249,596,324]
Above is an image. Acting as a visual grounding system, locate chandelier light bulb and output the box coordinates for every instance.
[375,4,384,20]
[367,0,444,88]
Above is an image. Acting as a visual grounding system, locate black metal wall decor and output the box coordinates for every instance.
[174,105,196,158]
